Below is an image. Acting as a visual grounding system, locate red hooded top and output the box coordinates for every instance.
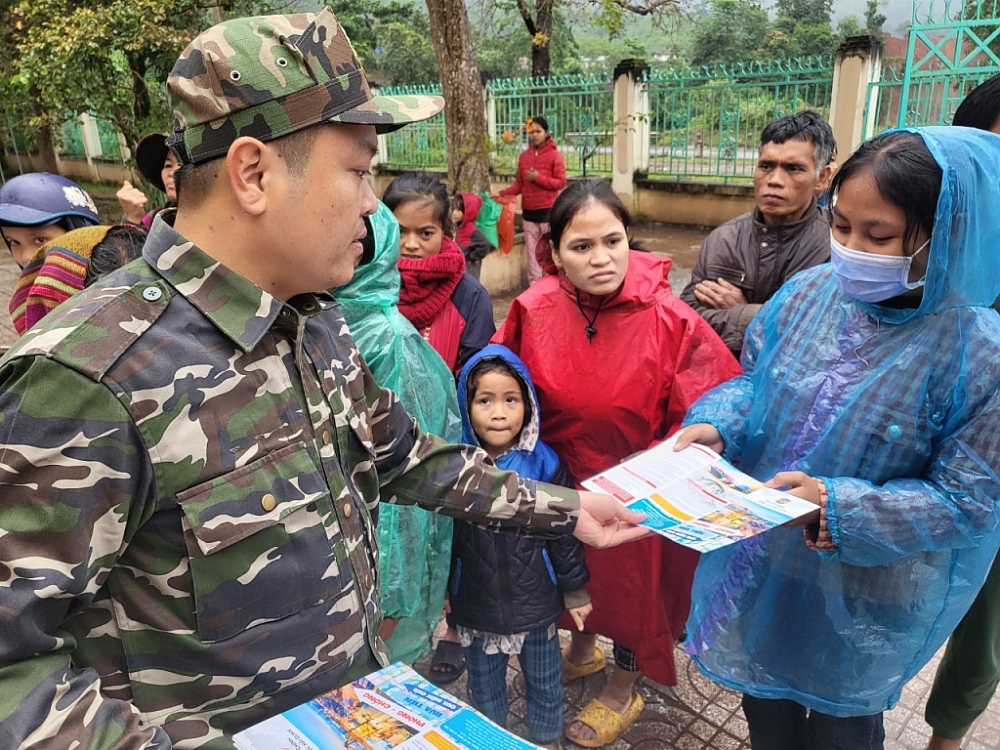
[455,193,482,248]
[498,136,567,212]
[493,250,741,685]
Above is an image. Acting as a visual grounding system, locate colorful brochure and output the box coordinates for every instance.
[582,435,818,552]
[233,663,541,750]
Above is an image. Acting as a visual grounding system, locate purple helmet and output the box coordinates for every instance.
[0,173,100,227]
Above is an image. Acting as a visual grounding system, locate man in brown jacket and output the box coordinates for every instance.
[681,111,836,358]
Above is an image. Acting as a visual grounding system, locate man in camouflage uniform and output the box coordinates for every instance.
[0,10,646,749]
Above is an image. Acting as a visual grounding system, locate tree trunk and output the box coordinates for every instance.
[424,0,491,193]
[30,91,59,173]
[531,0,554,78]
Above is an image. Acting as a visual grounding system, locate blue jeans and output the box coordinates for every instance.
[742,695,885,750]
[464,626,563,744]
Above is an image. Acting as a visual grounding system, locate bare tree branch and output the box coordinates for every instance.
[514,0,537,37]
[605,0,680,16]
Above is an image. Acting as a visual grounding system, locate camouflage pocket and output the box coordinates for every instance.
[177,441,350,642]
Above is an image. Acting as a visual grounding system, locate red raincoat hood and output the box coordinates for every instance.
[559,250,674,311]
[455,193,483,248]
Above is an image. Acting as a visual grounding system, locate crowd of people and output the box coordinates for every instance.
[1,9,999,750]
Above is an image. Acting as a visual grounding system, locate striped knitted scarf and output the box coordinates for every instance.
[9,225,111,335]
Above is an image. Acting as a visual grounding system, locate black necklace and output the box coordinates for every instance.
[575,289,606,343]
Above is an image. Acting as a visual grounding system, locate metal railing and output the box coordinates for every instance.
[378,74,615,176]
[642,56,834,183]
[864,0,1000,133]
[489,72,615,176]
[376,83,447,171]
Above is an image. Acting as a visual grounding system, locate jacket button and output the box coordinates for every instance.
[261,493,276,511]
[887,424,903,440]
[142,286,163,302]
[364,573,372,587]
[343,503,353,518]
[322,430,332,445]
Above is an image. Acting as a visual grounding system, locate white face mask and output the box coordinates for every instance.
[829,233,929,303]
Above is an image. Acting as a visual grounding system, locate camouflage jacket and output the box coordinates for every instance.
[0,217,579,749]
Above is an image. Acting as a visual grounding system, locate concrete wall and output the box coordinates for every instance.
[480,239,527,296]
[374,169,753,230]
[635,179,755,228]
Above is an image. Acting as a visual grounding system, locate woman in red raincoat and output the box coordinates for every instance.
[494,179,740,747]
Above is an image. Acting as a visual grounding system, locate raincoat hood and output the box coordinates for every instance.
[560,249,675,312]
[459,193,482,223]
[862,127,1000,323]
[455,193,483,248]
[457,343,560,480]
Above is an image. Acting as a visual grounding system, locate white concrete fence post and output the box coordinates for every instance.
[611,58,650,214]
[829,35,884,161]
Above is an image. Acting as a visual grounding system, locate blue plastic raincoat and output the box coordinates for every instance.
[683,127,1000,716]
[333,202,463,665]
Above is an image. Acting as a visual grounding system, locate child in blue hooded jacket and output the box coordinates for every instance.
[450,344,591,749]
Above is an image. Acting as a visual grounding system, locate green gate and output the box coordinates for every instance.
[866,0,1000,132]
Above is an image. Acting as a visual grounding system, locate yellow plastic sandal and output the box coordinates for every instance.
[565,690,645,748]
[561,646,607,684]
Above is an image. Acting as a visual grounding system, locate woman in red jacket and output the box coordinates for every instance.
[498,116,567,285]
[494,179,741,747]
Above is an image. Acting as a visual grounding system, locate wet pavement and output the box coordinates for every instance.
[2,220,999,749]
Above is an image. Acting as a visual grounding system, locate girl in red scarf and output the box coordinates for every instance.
[384,173,497,685]
[384,174,495,376]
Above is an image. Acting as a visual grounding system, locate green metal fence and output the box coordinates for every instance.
[376,84,447,170]
[55,113,123,160]
[60,117,87,157]
[96,117,122,159]
[643,56,834,183]
[378,74,615,175]
[490,72,614,176]
[864,1,1000,133]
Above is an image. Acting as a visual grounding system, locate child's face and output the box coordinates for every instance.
[394,200,444,260]
[451,207,464,227]
[551,200,629,296]
[470,370,525,459]
[2,223,67,269]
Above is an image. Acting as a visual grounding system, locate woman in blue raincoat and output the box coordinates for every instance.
[333,201,463,665]
[675,127,1000,749]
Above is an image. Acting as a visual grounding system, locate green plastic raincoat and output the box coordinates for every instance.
[333,202,463,664]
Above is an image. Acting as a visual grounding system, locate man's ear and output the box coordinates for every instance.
[814,161,836,197]
[225,137,275,217]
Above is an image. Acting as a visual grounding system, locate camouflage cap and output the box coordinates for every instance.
[166,8,444,165]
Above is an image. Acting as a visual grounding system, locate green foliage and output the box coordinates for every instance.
[690,0,770,68]
[1,0,302,158]
[837,15,866,38]
[334,0,424,59]
[773,0,832,26]
[865,0,886,38]
[473,8,582,79]
[369,12,441,85]
[766,0,836,59]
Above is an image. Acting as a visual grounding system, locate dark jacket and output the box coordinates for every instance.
[462,227,493,264]
[680,200,830,357]
[449,345,589,634]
